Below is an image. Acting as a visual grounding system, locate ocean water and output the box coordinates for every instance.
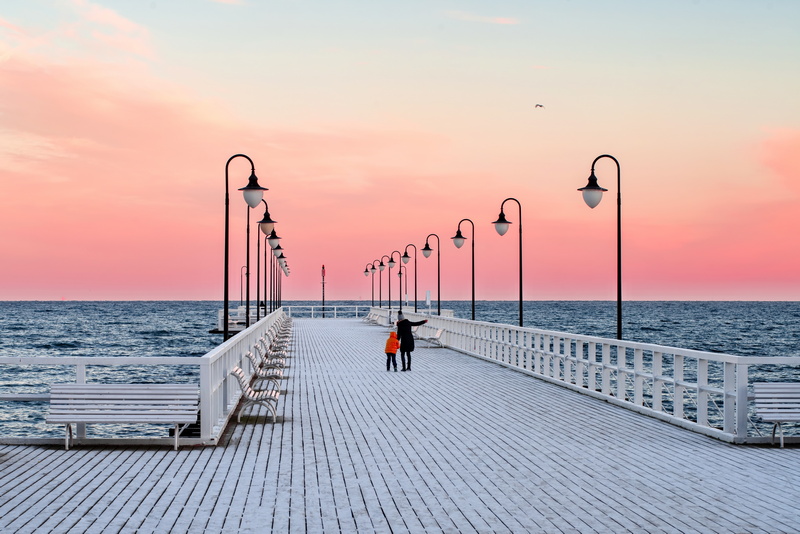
[1,300,799,438]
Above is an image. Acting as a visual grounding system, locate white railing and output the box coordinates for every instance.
[283,305,370,318]
[385,308,800,443]
[0,308,287,446]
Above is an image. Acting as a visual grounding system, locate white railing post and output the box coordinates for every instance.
[723,361,736,434]
[697,359,709,427]
[736,363,749,440]
[674,354,685,419]
[199,358,213,441]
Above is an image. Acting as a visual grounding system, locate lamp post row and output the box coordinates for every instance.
[364,153,622,339]
[223,153,288,341]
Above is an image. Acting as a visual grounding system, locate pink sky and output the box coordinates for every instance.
[1,1,799,301]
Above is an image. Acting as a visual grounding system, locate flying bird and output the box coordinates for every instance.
[535,104,544,108]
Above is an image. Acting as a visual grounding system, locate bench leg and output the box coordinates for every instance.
[65,424,72,451]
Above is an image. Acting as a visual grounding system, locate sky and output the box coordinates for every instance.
[1,0,799,302]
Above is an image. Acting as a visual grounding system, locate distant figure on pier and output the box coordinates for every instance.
[396,312,428,372]
[384,332,400,372]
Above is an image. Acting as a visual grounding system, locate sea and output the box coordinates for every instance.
[1,300,799,438]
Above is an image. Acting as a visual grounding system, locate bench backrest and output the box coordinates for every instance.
[753,382,800,413]
[48,384,199,423]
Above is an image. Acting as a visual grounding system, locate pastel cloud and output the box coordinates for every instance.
[444,11,520,25]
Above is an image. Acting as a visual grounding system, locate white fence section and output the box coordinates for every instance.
[283,305,369,318]
[0,308,287,446]
[368,307,800,443]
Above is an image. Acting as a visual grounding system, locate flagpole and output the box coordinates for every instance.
[321,264,326,318]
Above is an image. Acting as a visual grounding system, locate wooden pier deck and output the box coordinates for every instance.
[1,318,799,533]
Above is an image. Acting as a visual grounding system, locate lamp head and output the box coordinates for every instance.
[578,170,607,209]
[402,251,411,264]
[258,205,276,235]
[492,211,511,236]
[421,242,433,258]
[364,268,369,277]
[272,244,283,257]
[378,261,385,271]
[387,257,396,269]
[451,229,466,249]
[267,229,281,249]
[238,170,268,208]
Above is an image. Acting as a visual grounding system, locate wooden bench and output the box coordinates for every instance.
[418,327,444,347]
[231,366,280,423]
[753,382,800,447]
[47,384,199,451]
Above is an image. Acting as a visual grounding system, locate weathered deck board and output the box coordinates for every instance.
[1,318,800,533]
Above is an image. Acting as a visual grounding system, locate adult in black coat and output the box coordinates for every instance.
[396,312,428,371]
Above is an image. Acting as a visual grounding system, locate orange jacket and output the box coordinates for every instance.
[385,332,400,354]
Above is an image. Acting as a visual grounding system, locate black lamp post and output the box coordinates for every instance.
[398,265,407,309]
[379,255,390,308]
[388,250,402,311]
[266,229,281,313]
[421,234,441,315]
[401,244,418,312]
[451,218,475,320]
[578,154,622,340]
[493,197,523,327]
[363,263,375,307]
[256,200,276,321]
[224,154,266,340]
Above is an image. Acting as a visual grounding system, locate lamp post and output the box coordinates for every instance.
[256,200,276,321]
[421,233,441,316]
[451,218,475,320]
[240,265,246,306]
[266,229,281,312]
[398,265,407,308]
[224,154,266,340]
[402,244,418,312]
[493,197,523,327]
[578,153,622,340]
[370,260,379,308]
[379,255,390,308]
[388,250,402,312]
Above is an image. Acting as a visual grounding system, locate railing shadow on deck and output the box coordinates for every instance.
[366,307,800,445]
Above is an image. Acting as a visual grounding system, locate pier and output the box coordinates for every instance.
[2,315,800,533]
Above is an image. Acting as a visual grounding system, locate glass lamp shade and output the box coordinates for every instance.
[402,252,411,264]
[370,265,377,273]
[378,262,385,271]
[421,244,433,258]
[387,258,396,269]
[259,221,275,235]
[272,244,283,257]
[578,172,608,209]
[363,269,369,277]
[582,189,604,209]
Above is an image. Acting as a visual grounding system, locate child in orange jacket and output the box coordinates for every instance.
[384,331,400,372]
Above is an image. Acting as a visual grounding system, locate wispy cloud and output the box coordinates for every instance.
[68,0,153,58]
[444,10,519,25]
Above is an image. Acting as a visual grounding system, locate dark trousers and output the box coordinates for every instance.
[386,352,397,370]
[401,351,411,370]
